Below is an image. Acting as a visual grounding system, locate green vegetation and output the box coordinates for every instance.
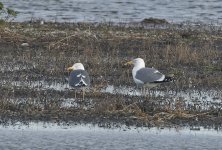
[0,2,17,24]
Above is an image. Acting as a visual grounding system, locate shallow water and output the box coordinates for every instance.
[2,0,222,23]
[6,79,222,110]
[0,123,222,150]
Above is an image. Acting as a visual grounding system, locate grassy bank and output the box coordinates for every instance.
[0,22,222,128]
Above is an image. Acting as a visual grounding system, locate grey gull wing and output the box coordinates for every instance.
[135,67,164,83]
[69,69,90,88]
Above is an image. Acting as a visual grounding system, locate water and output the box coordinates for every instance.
[6,79,222,110]
[103,85,222,110]
[0,123,221,150]
[2,0,222,23]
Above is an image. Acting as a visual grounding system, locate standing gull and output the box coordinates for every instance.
[125,58,173,93]
[67,63,90,99]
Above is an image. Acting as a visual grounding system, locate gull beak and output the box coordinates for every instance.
[123,60,133,68]
[67,66,74,72]
[124,60,133,66]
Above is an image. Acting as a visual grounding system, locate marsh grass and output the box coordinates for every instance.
[0,22,222,127]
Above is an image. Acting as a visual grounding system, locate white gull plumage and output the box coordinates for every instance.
[126,58,173,89]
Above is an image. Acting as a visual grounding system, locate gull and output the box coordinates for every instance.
[67,63,90,99]
[125,58,174,94]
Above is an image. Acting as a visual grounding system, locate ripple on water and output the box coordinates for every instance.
[2,0,222,23]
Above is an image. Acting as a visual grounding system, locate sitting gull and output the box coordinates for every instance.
[67,63,90,99]
[125,58,173,92]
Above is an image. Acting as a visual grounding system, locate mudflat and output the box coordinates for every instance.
[0,22,222,128]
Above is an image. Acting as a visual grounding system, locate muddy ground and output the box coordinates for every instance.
[0,21,222,129]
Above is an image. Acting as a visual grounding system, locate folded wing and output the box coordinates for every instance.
[69,70,90,88]
[135,68,165,83]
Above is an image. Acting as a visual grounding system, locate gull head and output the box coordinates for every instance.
[67,63,85,71]
[125,58,145,68]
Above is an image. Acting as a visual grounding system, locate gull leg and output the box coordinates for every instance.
[142,87,147,97]
[136,84,139,96]
[150,88,154,97]
[75,89,77,99]
[140,87,143,96]
[153,86,157,97]
[146,88,149,97]
[82,88,85,100]
[143,87,146,97]
[134,88,137,96]
[147,88,151,98]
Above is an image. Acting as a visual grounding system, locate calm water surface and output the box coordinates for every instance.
[0,123,222,150]
[2,0,222,23]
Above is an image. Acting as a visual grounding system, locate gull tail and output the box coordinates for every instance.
[75,74,88,87]
[163,76,174,82]
[153,76,175,83]
[76,81,87,87]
